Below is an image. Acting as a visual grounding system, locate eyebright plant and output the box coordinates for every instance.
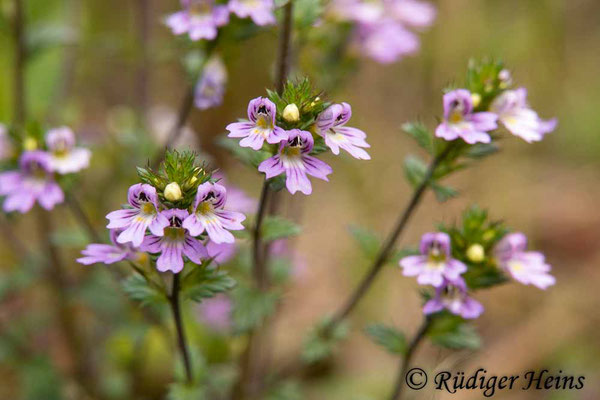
[225,79,370,195]
[83,151,246,274]
[0,125,90,213]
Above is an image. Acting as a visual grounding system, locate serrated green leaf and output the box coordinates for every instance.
[349,225,380,258]
[232,287,279,333]
[365,323,407,355]
[403,122,433,153]
[294,0,323,29]
[261,216,301,242]
[122,274,166,307]
[267,175,287,192]
[431,182,459,203]
[427,313,481,350]
[465,142,499,159]
[301,318,348,364]
[403,155,427,187]
[183,266,236,302]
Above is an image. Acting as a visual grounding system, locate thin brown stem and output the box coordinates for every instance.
[169,273,193,383]
[135,0,151,120]
[275,0,294,94]
[151,84,196,168]
[252,180,271,289]
[263,144,456,392]
[389,319,431,400]
[232,3,295,399]
[12,0,25,127]
[326,144,455,331]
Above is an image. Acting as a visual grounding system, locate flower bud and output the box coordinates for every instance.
[282,103,300,122]
[164,182,182,202]
[466,243,485,263]
[23,137,38,151]
[498,69,512,88]
[471,93,482,108]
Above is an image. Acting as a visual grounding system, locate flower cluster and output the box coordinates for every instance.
[78,152,246,274]
[166,0,275,42]
[328,0,436,64]
[0,126,90,213]
[400,207,556,320]
[435,63,557,144]
[400,232,483,319]
[226,80,370,195]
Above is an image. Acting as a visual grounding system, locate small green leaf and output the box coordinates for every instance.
[349,225,380,258]
[267,175,287,192]
[183,266,236,302]
[232,287,279,333]
[465,142,499,159]
[301,318,348,364]
[121,274,166,307]
[403,155,427,187]
[427,313,481,350]
[261,216,301,242]
[403,122,433,153]
[365,323,407,355]
[430,182,459,203]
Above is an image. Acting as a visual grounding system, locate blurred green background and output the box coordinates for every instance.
[1,0,599,399]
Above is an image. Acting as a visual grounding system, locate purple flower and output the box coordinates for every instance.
[197,294,232,332]
[0,151,64,213]
[226,97,288,150]
[77,229,139,265]
[166,0,229,41]
[435,89,498,144]
[142,209,209,273]
[106,184,169,247]
[315,102,370,160]
[490,88,557,143]
[399,232,467,287]
[228,0,276,26]
[258,129,333,195]
[357,20,420,64]
[390,0,437,29]
[182,182,246,244]
[195,56,227,110]
[423,277,484,319]
[45,126,91,174]
[494,233,556,290]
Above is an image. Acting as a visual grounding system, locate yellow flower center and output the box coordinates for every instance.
[164,227,185,240]
[449,111,463,124]
[198,201,213,215]
[283,147,301,157]
[141,202,155,215]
